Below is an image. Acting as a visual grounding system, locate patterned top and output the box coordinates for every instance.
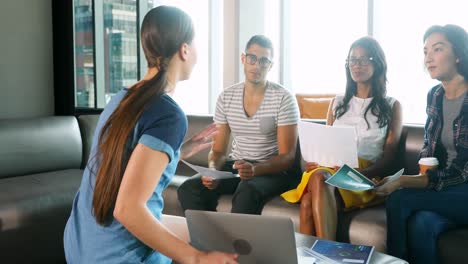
[214,81,299,162]
[420,84,468,191]
[333,95,396,162]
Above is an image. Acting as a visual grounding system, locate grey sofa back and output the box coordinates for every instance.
[78,114,231,168]
[78,114,426,174]
[77,115,100,168]
[0,116,82,179]
[400,124,425,174]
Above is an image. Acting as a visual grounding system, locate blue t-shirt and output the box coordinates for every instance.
[64,89,187,264]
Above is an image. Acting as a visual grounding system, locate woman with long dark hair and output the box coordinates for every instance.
[63,6,238,264]
[282,37,403,240]
[377,24,468,264]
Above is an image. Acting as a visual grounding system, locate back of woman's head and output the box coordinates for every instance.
[338,36,391,128]
[92,6,194,225]
[141,6,194,70]
[423,24,468,80]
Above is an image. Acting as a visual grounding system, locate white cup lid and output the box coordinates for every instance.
[419,157,439,166]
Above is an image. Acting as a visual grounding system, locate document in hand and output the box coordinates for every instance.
[325,164,404,191]
[309,239,374,264]
[181,160,238,180]
[298,121,359,168]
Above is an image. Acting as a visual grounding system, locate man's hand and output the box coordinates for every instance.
[201,176,219,190]
[180,124,218,160]
[233,160,255,180]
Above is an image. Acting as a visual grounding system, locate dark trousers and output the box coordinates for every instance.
[177,160,301,215]
[386,183,468,264]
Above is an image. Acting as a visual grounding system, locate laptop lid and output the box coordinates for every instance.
[186,210,298,264]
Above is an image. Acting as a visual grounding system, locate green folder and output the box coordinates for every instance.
[325,164,404,191]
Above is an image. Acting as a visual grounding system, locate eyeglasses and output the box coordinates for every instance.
[346,57,374,67]
[245,53,273,68]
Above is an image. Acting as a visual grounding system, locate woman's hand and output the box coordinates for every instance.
[305,162,319,172]
[192,251,239,264]
[181,124,218,160]
[375,177,401,196]
[331,165,341,171]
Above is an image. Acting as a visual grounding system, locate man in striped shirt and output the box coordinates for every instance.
[178,35,302,214]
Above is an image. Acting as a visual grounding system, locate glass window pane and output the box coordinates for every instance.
[289,0,367,94]
[103,0,138,103]
[74,0,95,108]
[264,0,280,84]
[148,0,210,114]
[374,0,468,124]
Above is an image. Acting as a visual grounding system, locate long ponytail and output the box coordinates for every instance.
[92,6,193,225]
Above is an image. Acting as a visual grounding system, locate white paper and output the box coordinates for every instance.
[297,246,336,264]
[380,168,405,186]
[298,121,359,168]
[181,160,238,179]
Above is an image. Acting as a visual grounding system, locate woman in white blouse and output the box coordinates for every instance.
[282,36,403,240]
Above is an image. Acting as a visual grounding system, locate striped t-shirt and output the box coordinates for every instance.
[214,81,299,162]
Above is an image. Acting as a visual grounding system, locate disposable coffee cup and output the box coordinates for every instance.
[419,157,439,175]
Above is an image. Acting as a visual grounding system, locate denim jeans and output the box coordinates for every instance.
[386,183,468,264]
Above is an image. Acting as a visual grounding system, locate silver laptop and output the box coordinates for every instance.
[185,210,298,264]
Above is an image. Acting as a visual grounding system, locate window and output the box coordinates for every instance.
[71,0,221,114]
[103,0,138,104]
[373,0,468,123]
[264,0,280,83]
[287,0,368,94]
[74,0,95,108]
[67,0,468,123]
[147,0,214,115]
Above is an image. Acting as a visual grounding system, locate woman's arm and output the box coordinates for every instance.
[375,174,429,195]
[113,144,237,264]
[360,100,403,179]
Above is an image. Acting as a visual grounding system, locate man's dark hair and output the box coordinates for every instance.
[245,35,274,57]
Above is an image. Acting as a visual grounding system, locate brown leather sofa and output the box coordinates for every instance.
[0,114,466,263]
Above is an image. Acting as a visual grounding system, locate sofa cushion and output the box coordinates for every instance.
[295,94,335,119]
[163,173,303,231]
[300,98,333,119]
[77,115,100,169]
[214,196,303,238]
[0,117,82,179]
[337,204,387,253]
[0,169,83,263]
